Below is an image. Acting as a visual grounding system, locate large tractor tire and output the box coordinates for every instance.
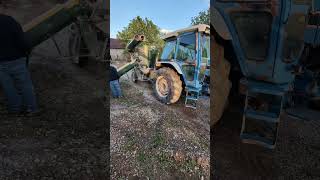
[153,67,183,104]
[211,39,232,126]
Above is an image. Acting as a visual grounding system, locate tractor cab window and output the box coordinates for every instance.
[160,39,176,60]
[177,32,196,62]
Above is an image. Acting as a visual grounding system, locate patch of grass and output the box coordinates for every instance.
[137,151,148,163]
[151,132,165,148]
[183,158,198,172]
[136,151,155,178]
[156,151,174,170]
[197,138,209,150]
[124,136,136,151]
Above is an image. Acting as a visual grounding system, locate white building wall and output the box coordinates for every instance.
[110,49,125,61]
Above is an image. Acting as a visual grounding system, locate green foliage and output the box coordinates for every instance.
[137,151,147,162]
[191,9,210,25]
[117,16,164,49]
[151,132,165,148]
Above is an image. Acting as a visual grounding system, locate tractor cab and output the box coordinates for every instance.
[155,24,210,108]
[212,0,311,148]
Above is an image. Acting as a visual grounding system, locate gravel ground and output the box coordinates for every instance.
[110,74,210,179]
[0,42,108,179]
[212,102,320,179]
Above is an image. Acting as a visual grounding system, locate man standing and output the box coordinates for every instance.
[110,65,122,98]
[0,14,39,115]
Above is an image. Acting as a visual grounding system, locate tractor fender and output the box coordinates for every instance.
[157,61,183,75]
[210,8,232,41]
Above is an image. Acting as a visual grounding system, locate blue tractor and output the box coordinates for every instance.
[211,0,320,148]
[153,25,210,108]
[117,25,211,109]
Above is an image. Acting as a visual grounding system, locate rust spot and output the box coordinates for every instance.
[255,75,269,81]
[239,82,247,95]
[269,0,278,16]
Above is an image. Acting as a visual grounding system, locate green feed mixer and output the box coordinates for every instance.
[22,0,109,66]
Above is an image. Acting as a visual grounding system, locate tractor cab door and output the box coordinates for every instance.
[175,31,200,88]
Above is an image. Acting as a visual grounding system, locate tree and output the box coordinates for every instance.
[191,9,210,26]
[117,16,164,49]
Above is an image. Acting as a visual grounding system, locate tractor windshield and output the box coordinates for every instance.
[160,39,176,60]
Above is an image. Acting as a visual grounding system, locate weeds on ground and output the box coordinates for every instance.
[124,136,136,152]
[151,132,165,148]
[156,151,174,170]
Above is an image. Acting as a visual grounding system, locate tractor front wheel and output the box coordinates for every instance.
[153,67,183,104]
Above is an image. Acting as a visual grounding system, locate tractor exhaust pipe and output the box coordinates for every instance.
[127,34,144,53]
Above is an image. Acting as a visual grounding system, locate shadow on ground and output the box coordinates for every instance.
[212,100,320,179]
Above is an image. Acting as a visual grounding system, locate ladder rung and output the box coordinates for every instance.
[185,104,197,109]
[186,96,198,101]
[248,87,284,96]
[240,133,276,149]
[245,110,279,123]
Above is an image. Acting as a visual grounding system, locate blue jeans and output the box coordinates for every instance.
[0,58,38,113]
[110,80,122,98]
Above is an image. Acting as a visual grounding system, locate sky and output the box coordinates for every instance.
[110,0,209,38]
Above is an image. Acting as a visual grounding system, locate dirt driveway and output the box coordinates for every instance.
[110,74,210,179]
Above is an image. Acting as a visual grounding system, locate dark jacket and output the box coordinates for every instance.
[0,14,30,62]
[110,66,119,81]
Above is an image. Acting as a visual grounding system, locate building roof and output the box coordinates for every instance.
[110,38,126,49]
[161,24,210,40]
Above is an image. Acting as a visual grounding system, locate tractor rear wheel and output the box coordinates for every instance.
[211,39,232,126]
[153,67,183,104]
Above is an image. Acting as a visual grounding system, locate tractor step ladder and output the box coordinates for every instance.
[185,87,200,109]
[240,82,284,149]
